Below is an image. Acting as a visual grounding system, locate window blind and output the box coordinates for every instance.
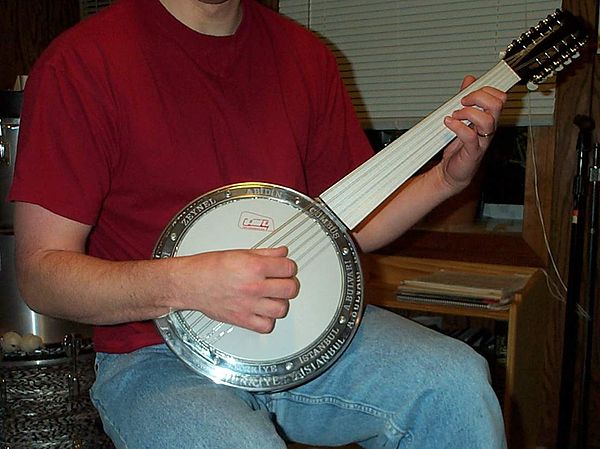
[279,0,561,129]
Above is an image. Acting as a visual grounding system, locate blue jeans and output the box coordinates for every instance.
[90,306,507,448]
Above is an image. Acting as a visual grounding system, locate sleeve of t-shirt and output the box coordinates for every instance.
[8,49,116,226]
[302,48,374,198]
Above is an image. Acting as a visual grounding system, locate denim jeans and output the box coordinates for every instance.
[90,305,507,448]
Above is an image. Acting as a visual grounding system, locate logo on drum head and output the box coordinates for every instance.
[239,212,274,232]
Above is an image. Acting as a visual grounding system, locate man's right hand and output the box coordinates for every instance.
[171,246,299,334]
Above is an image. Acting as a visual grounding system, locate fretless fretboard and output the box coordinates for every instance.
[319,60,521,230]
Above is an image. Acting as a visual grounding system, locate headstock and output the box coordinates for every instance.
[502,9,587,89]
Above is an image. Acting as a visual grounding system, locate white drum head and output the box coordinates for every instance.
[154,183,363,391]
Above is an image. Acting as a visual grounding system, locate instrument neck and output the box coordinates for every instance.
[319,60,520,230]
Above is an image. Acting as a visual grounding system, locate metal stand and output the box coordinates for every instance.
[577,143,599,449]
[556,115,594,448]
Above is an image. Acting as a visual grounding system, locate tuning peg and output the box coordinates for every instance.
[532,73,547,84]
[551,9,562,21]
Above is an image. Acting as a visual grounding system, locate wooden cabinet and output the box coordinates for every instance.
[362,254,555,449]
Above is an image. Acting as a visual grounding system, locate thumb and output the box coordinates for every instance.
[250,246,289,257]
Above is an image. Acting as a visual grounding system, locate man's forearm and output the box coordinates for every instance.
[17,250,173,325]
[353,165,458,253]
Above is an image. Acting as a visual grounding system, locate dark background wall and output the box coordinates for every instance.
[0,0,80,89]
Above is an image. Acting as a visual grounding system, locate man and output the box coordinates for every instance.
[9,0,507,447]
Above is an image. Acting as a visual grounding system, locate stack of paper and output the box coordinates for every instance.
[396,270,529,310]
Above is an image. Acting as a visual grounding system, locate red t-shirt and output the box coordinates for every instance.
[9,0,373,353]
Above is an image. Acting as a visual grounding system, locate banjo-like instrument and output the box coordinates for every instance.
[154,10,586,391]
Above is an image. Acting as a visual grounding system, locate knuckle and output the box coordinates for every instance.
[247,258,266,276]
[288,278,300,298]
[276,300,290,318]
[277,279,298,300]
[256,319,275,334]
[288,259,298,276]
[243,281,262,297]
